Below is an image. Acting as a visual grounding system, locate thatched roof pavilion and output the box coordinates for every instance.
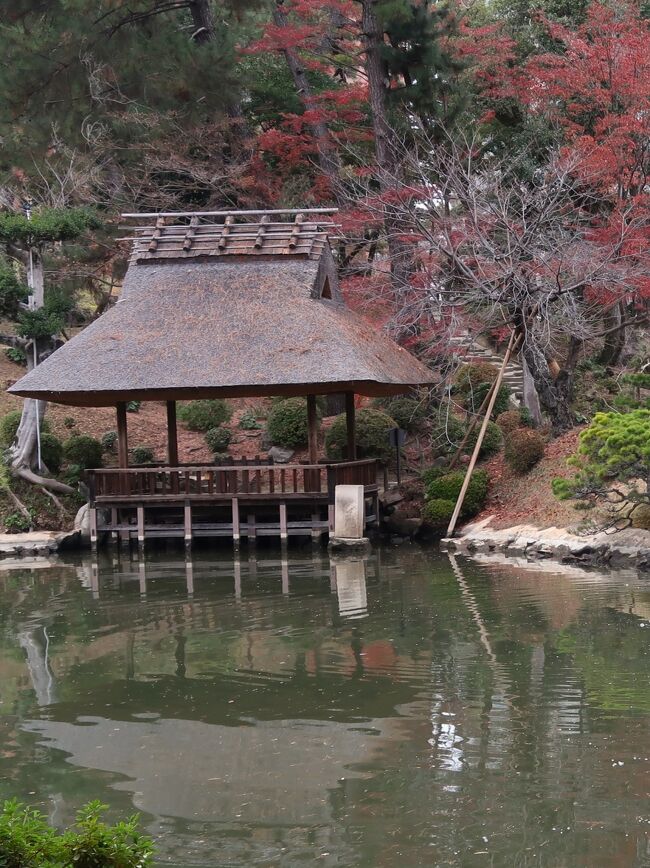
[8,209,435,545]
[11,209,433,406]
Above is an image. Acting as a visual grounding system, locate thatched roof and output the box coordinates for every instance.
[9,211,435,407]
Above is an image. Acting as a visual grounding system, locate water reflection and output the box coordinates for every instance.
[1,548,650,866]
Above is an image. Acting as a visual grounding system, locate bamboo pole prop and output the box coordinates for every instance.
[446,328,519,539]
[448,330,524,471]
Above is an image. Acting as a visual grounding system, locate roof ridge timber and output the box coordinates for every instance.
[119,209,340,263]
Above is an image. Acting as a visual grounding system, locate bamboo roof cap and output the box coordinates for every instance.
[9,209,436,407]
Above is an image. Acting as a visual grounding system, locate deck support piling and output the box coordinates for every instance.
[307,394,318,464]
[89,507,98,552]
[231,497,240,549]
[184,500,192,549]
[345,392,356,460]
[116,402,129,469]
[166,401,178,466]
[279,502,288,541]
[137,505,145,550]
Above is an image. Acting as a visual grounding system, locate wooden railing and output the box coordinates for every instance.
[88,459,379,503]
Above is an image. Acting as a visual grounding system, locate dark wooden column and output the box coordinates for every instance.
[166,400,178,466]
[116,402,128,468]
[307,394,318,463]
[345,392,356,460]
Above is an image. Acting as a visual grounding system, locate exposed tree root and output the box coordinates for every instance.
[40,486,66,516]
[6,487,32,522]
[14,466,75,495]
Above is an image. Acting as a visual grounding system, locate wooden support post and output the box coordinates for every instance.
[232,497,240,549]
[307,394,318,464]
[184,500,192,548]
[312,510,321,542]
[110,507,118,543]
[279,502,288,541]
[89,506,98,552]
[166,400,178,466]
[139,560,146,596]
[247,513,257,542]
[345,392,356,460]
[137,505,145,549]
[116,402,128,468]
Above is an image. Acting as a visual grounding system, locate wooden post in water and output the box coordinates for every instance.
[166,400,178,466]
[116,403,129,468]
[345,392,356,460]
[307,394,319,463]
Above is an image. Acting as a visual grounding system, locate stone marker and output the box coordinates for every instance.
[328,484,370,553]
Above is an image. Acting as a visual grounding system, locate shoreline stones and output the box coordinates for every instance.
[441,517,650,571]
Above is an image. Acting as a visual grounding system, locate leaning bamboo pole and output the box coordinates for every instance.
[446,328,520,538]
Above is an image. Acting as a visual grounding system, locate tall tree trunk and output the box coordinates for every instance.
[189,0,215,43]
[360,0,415,308]
[522,334,582,434]
[273,0,342,191]
[596,300,626,369]
[10,246,45,474]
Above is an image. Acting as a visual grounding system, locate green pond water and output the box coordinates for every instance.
[1,547,650,867]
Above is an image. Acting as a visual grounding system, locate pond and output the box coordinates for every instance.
[1,546,649,867]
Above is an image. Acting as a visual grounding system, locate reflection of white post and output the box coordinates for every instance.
[185,557,194,597]
[18,626,56,706]
[334,558,368,619]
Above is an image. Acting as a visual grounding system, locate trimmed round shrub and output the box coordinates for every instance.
[375,396,427,432]
[455,362,511,417]
[325,408,396,461]
[421,465,447,488]
[464,420,503,458]
[205,426,232,454]
[63,434,103,469]
[267,397,310,449]
[101,430,118,452]
[504,428,545,474]
[496,409,524,436]
[425,468,489,518]
[421,498,455,529]
[39,433,63,475]
[132,445,154,465]
[0,410,49,448]
[178,399,232,432]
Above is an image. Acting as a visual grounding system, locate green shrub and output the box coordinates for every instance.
[63,434,103,469]
[0,798,153,866]
[205,426,232,454]
[63,415,76,429]
[131,445,154,465]
[178,399,231,432]
[496,407,533,436]
[4,347,26,366]
[454,360,499,392]
[374,395,426,432]
[430,412,466,455]
[39,433,63,475]
[267,397,311,449]
[325,408,396,461]
[0,411,50,448]
[126,400,141,413]
[101,430,118,452]
[464,420,503,458]
[505,428,545,474]
[238,410,262,430]
[425,469,489,518]
[421,465,446,488]
[455,362,511,417]
[421,498,455,528]
[4,512,31,533]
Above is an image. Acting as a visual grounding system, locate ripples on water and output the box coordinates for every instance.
[1,547,650,866]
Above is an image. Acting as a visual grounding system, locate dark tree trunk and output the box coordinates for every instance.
[273,0,341,191]
[360,0,415,306]
[522,335,582,434]
[189,0,215,43]
[596,300,626,369]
